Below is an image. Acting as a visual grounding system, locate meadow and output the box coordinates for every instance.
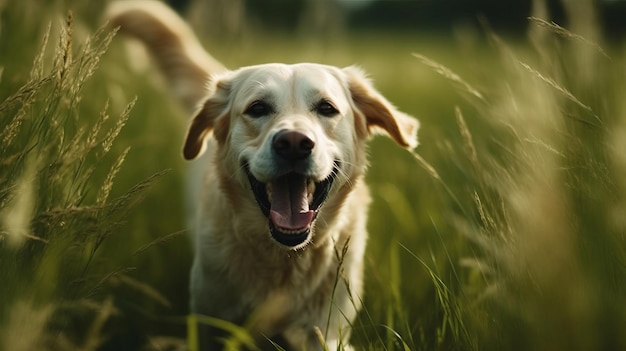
[2,0,626,350]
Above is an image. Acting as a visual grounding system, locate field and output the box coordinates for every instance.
[2,1,626,350]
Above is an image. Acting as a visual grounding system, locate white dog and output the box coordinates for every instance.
[107,2,418,350]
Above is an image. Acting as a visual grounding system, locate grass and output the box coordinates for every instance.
[2,0,626,350]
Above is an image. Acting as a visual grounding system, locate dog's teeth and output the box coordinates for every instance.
[279,228,307,235]
[266,183,272,202]
[307,180,315,203]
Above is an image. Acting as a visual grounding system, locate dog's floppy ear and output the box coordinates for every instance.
[343,66,419,149]
[183,73,232,160]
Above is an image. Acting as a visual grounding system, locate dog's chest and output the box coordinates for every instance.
[219,240,338,325]
[229,239,335,291]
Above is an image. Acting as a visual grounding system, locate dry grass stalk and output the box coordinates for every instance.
[412,53,484,101]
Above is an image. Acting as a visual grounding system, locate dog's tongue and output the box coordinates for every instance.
[269,174,314,231]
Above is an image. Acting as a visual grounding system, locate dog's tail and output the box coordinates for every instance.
[106,0,226,112]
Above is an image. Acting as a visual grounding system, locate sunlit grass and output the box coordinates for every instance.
[0,7,181,351]
[2,0,626,350]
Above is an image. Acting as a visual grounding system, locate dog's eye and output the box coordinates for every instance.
[245,101,273,118]
[315,100,339,117]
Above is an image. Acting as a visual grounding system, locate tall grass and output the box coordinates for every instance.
[366,3,626,350]
[0,7,177,351]
[2,0,626,350]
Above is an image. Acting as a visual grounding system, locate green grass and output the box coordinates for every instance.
[2,1,626,350]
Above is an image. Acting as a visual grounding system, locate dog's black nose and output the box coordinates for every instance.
[272,130,315,161]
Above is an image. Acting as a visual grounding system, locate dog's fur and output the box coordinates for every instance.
[107,1,419,349]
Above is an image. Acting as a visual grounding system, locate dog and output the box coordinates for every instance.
[107,1,419,349]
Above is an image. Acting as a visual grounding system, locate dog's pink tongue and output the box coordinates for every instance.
[270,175,313,231]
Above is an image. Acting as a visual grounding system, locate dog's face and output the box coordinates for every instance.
[183,63,418,249]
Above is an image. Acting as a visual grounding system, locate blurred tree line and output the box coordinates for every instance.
[169,0,626,40]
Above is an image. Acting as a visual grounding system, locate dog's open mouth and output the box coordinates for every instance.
[246,163,339,248]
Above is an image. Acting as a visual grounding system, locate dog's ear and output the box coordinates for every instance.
[183,73,232,160]
[343,66,419,149]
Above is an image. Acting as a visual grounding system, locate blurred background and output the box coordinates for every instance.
[2,0,626,350]
[172,0,626,40]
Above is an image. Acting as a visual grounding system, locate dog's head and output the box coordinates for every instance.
[183,63,418,249]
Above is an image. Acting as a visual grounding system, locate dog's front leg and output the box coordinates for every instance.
[189,255,246,349]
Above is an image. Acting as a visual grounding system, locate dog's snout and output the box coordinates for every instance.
[272,130,315,161]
